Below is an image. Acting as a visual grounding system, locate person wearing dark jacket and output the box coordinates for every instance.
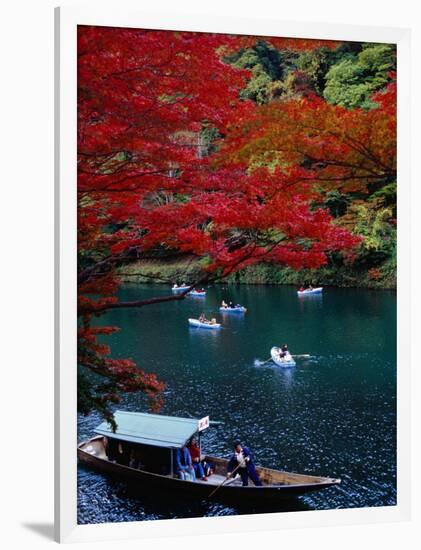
[280,344,288,358]
[227,441,262,486]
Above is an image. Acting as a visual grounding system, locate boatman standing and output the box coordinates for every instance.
[227,441,262,486]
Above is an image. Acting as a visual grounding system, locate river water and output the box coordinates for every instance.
[77,284,396,524]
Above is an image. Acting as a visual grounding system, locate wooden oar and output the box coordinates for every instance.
[207,460,245,498]
[258,357,273,366]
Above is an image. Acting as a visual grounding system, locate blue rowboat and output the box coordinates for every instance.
[189,290,207,297]
[297,287,323,296]
[172,285,191,293]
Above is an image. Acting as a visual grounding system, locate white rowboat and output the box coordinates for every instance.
[219,306,247,313]
[188,318,221,329]
[270,347,296,367]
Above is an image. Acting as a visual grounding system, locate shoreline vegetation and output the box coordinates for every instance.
[118,255,396,290]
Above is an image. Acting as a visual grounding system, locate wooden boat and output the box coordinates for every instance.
[78,411,341,504]
[297,287,323,296]
[270,347,296,367]
[188,318,221,329]
[219,305,247,313]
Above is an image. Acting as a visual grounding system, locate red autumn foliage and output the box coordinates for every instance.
[220,81,396,193]
[77,26,365,420]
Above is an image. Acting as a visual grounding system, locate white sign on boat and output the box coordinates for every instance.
[198,416,210,431]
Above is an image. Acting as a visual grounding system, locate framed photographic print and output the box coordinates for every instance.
[55,6,411,543]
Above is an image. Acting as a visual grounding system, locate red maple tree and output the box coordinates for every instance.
[77,27,362,422]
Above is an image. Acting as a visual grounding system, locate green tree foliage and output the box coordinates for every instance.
[225,40,296,104]
[339,197,396,268]
[323,44,396,109]
[295,47,334,95]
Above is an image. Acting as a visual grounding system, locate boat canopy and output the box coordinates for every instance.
[94,411,208,449]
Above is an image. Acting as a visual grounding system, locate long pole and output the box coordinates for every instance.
[208,460,245,498]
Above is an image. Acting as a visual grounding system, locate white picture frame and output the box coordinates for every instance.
[55,6,411,543]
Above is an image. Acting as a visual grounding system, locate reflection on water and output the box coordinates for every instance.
[78,284,396,524]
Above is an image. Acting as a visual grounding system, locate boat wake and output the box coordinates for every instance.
[254,358,269,367]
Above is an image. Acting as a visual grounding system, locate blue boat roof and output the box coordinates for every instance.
[94,411,204,449]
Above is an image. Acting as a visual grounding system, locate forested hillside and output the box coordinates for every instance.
[122,39,396,288]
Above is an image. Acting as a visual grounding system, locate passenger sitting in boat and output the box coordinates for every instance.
[280,344,288,358]
[105,437,117,462]
[308,284,313,290]
[299,286,304,292]
[128,447,143,470]
[187,438,208,481]
[116,441,130,466]
[173,283,178,288]
[227,441,262,487]
[229,301,234,308]
[174,445,196,481]
[202,459,214,477]
[199,313,207,323]
[221,300,228,308]
[209,318,217,325]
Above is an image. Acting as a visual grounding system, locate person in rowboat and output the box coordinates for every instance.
[227,441,262,486]
[280,344,289,358]
[199,313,207,323]
[221,300,228,308]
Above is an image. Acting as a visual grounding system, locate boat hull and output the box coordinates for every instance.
[188,319,221,329]
[78,438,340,504]
[219,307,247,313]
[297,287,323,296]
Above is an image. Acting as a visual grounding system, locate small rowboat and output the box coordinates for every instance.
[219,306,247,313]
[297,287,323,296]
[78,411,341,504]
[172,285,191,293]
[188,318,221,329]
[189,290,207,297]
[270,347,296,367]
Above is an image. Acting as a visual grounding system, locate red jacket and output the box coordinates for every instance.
[188,443,200,461]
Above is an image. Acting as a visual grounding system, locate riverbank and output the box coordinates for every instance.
[118,256,396,289]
